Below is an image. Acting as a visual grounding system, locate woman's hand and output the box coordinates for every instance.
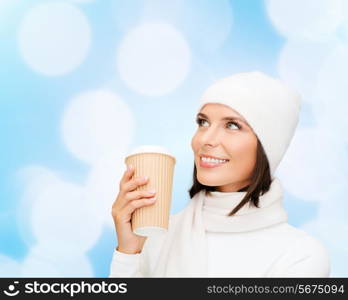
[111,165,157,254]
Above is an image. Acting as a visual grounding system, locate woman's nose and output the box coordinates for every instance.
[200,126,222,146]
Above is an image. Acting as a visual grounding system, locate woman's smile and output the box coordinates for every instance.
[198,155,230,168]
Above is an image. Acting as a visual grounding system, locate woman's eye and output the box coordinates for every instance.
[196,118,208,126]
[196,118,241,130]
[227,121,241,130]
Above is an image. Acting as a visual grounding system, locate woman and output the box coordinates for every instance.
[109,71,331,277]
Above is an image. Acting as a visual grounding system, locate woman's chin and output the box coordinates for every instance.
[197,176,221,187]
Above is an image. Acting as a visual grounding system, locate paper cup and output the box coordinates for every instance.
[125,145,176,237]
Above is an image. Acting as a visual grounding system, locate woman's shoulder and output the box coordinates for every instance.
[267,222,320,241]
[290,226,330,261]
[268,223,331,277]
[278,223,327,247]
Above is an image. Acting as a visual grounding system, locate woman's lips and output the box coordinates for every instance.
[199,157,229,168]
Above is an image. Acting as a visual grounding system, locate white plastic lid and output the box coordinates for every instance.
[125,145,176,161]
[133,226,167,237]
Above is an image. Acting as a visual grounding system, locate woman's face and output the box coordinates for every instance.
[191,103,258,192]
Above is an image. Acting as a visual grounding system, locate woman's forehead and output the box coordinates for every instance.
[199,103,244,119]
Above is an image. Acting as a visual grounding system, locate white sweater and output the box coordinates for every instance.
[109,187,330,277]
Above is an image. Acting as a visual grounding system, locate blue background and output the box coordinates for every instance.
[1,0,347,277]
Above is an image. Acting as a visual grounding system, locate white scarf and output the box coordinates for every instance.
[151,177,288,277]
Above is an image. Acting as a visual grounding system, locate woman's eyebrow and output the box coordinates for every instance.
[197,112,250,126]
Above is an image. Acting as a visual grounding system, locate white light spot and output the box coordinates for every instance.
[117,22,191,96]
[85,154,127,228]
[16,166,61,247]
[276,126,348,202]
[17,2,91,76]
[312,42,348,145]
[166,0,234,53]
[16,166,104,252]
[277,40,335,101]
[30,179,103,251]
[266,0,345,42]
[61,90,135,164]
[21,240,93,277]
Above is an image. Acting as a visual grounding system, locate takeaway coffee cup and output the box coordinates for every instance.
[125,145,176,237]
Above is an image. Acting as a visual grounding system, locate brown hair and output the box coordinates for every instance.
[188,138,272,216]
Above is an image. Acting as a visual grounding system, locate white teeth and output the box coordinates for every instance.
[201,157,228,164]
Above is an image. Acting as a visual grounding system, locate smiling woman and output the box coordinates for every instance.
[190,104,272,217]
[109,71,331,278]
[190,103,272,216]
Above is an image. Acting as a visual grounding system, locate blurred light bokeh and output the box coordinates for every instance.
[1,0,347,277]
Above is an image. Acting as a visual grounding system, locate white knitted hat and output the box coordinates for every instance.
[196,71,302,175]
